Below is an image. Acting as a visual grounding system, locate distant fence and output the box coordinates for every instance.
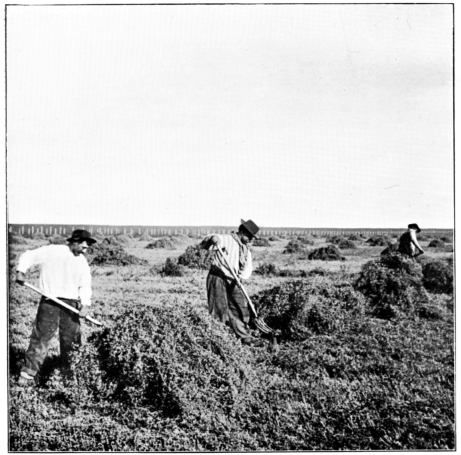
[8,224,453,238]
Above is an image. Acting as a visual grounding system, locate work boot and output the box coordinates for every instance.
[17,371,34,387]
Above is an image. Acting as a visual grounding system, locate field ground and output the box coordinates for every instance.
[8,232,454,451]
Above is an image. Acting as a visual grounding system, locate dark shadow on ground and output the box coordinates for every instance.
[9,344,61,387]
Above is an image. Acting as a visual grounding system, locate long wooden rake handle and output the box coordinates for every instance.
[215,246,272,333]
[24,282,103,327]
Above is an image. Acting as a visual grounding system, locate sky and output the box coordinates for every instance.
[5,3,454,229]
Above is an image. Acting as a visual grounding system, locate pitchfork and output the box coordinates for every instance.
[24,282,103,326]
[215,246,273,334]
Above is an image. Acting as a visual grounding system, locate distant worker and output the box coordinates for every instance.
[398,223,425,258]
[15,229,96,386]
[201,219,264,347]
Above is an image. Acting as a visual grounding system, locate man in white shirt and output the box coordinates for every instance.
[201,219,263,347]
[15,229,96,386]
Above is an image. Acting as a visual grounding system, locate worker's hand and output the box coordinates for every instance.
[210,235,221,247]
[16,271,25,286]
[79,305,90,319]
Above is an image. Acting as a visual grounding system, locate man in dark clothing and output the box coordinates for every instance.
[398,223,425,258]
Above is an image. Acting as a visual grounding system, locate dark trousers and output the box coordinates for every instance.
[21,296,81,377]
[206,268,252,340]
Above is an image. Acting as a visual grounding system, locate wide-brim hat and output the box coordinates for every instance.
[67,229,97,245]
[408,223,421,233]
[240,219,259,240]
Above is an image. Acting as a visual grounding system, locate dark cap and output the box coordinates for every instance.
[408,223,421,233]
[67,229,97,245]
[239,219,259,240]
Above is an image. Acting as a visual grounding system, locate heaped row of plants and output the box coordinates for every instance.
[9,245,454,450]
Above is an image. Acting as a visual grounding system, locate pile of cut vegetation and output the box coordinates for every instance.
[146,237,176,250]
[178,243,213,270]
[326,235,346,245]
[89,242,147,266]
[67,302,257,422]
[347,234,361,241]
[337,239,357,250]
[308,245,345,261]
[355,253,431,320]
[296,236,315,245]
[283,240,307,254]
[366,235,393,247]
[268,235,280,241]
[138,231,153,242]
[380,243,399,256]
[428,239,445,248]
[253,277,366,341]
[114,234,134,245]
[254,262,280,276]
[422,259,453,294]
[160,257,186,277]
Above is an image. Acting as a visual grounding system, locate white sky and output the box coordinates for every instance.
[5,3,454,229]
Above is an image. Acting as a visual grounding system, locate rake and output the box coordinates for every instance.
[24,282,103,327]
[215,246,273,334]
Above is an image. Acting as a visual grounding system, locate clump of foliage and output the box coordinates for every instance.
[337,239,357,250]
[88,242,147,266]
[161,258,186,277]
[32,232,46,240]
[348,234,361,241]
[252,238,271,247]
[355,254,429,320]
[268,235,280,241]
[253,277,366,341]
[178,243,213,270]
[146,237,176,250]
[308,245,345,261]
[428,239,445,248]
[366,235,393,247]
[422,260,453,294]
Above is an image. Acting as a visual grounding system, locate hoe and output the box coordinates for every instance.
[216,246,273,334]
[24,282,103,327]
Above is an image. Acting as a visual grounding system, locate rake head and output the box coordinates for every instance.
[254,316,273,334]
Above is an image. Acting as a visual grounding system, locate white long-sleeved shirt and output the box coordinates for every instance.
[203,234,252,280]
[16,245,92,306]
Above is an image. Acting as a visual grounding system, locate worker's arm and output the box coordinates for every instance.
[200,234,221,249]
[410,230,424,254]
[16,247,48,285]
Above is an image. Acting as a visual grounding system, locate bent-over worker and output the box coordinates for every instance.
[201,219,264,348]
[398,223,425,258]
